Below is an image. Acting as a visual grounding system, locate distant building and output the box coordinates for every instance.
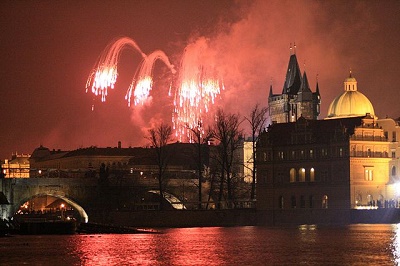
[29,142,205,179]
[1,153,30,178]
[268,47,321,123]
[257,71,400,224]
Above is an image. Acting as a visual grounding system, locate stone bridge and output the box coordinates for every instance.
[0,176,199,223]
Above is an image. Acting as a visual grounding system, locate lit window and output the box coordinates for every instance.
[310,168,315,182]
[309,149,314,158]
[339,148,343,157]
[290,168,296,182]
[299,168,305,182]
[364,167,373,181]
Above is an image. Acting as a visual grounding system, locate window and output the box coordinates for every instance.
[309,195,314,208]
[392,166,397,176]
[309,149,314,159]
[392,151,396,159]
[393,131,397,142]
[310,168,315,182]
[356,194,362,206]
[364,167,373,181]
[279,196,284,209]
[367,194,373,206]
[291,196,296,208]
[299,168,305,182]
[300,195,305,208]
[322,195,328,208]
[339,148,343,157]
[290,168,296,182]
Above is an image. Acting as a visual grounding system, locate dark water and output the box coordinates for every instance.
[0,224,399,265]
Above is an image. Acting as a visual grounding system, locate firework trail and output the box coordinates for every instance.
[173,38,224,141]
[86,37,146,102]
[126,50,176,106]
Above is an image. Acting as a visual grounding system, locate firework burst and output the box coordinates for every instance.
[86,37,146,102]
[173,38,224,141]
[86,37,223,142]
[126,50,176,106]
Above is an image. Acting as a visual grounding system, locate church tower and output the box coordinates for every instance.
[268,45,321,123]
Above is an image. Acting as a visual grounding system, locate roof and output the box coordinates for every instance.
[264,116,363,146]
[282,54,302,95]
[327,90,375,118]
[30,142,210,169]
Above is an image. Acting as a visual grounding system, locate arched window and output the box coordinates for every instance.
[367,194,373,206]
[322,195,328,208]
[392,166,397,176]
[290,168,296,182]
[299,168,305,182]
[378,194,384,208]
[310,168,315,182]
[356,194,362,206]
[279,196,284,209]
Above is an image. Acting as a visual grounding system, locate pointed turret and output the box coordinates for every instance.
[315,80,320,96]
[297,71,312,102]
[282,54,302,95]
[268,79,274,98]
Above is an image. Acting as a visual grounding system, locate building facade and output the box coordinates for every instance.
[1,153,30,178]
[257,72,400,224]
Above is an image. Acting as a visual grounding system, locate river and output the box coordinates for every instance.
[0,224,399,265]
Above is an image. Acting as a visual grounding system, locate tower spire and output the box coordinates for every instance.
[269,78,273,97]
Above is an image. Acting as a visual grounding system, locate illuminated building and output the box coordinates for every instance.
[268,46,321,123]
[1,153,30,178]
[257,71,400,224]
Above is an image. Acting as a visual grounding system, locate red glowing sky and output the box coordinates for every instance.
[1,0,399,159]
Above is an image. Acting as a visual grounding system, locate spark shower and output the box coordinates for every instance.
[86,37,224,141]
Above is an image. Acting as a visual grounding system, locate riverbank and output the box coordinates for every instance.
[88,208,400,228]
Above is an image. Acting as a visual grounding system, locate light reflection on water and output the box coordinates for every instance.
[0,225,399,265]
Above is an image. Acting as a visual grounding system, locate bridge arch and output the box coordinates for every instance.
[14,193,89,223]
[148,190,186,210]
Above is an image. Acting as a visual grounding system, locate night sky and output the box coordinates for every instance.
[1,0,399,159]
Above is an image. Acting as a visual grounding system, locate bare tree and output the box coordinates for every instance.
[187,122,213,209]
[212,109,243,208]
[147,123,173,210]
[244,104,268,200]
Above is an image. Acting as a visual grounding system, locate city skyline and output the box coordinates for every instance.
[1,0,399,159]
